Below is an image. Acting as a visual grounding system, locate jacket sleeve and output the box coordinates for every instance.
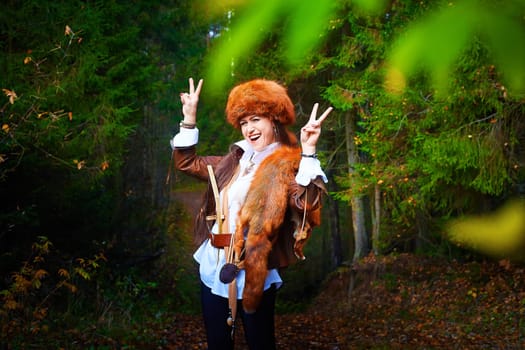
[290,176,327,212]
[172,146,223,182]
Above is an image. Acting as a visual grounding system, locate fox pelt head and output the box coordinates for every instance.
[233,145,321,313]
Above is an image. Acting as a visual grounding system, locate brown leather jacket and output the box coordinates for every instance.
[172,144,326,269]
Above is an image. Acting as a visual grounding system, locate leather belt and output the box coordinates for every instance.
[208,233,232,248]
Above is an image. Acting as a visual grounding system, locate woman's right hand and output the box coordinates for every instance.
[180,77,203,124]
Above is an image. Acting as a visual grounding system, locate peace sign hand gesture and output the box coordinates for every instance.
[180,77,203,124]
[300,103,333,155]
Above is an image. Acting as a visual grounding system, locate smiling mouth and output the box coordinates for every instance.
[249,134,261,141]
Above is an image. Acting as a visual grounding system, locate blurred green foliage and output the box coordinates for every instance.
[205,0,525,96]
[387,0,525,95]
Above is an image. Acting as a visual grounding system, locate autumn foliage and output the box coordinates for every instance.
[1,237,106,345]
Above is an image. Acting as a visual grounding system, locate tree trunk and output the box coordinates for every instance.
[326,169,343,267]
[345,110,369,261]
[372,183,381,255]
[415,207,428,253]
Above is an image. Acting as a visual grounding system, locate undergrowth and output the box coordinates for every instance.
[0,235,193,349]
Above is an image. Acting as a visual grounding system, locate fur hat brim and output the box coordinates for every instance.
[225,79,295,128]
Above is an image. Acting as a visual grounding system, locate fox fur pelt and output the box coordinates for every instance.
[234,145,321,313]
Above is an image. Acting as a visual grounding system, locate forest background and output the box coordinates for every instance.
[1,0,524,348]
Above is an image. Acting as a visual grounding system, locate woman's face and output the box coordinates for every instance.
[239,115,276,151]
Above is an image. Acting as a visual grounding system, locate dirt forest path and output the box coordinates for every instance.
[169,189,525,349]
[164,252,525,349]
[172,189,203,220]
[165,270,350,350]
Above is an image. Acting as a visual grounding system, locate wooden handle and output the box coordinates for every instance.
[207,165,222,234]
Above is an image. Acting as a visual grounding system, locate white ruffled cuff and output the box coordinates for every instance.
[170,127,199,149]
[295,157,328,186]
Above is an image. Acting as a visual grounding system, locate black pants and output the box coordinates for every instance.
[200,282,277,350]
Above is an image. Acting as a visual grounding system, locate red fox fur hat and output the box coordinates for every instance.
[225,79,295,128]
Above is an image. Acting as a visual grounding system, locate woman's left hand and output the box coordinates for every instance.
[300,103,333,155]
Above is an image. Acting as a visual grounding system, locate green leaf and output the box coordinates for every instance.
[283,0,336,64]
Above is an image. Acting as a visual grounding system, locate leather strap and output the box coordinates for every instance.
[208,233,233,248]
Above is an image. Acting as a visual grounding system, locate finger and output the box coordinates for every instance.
[316,107,333,124]
[189,77,195,94]
[195,79,204,96]
[180,92,190,103]
[309,103,319,122]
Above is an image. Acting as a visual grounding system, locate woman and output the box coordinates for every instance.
[171,77,332,350]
